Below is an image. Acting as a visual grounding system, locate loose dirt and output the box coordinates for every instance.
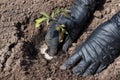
[0,0,120,80]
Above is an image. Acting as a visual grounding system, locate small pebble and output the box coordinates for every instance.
[104,7,111,14]
[94,11,103,19]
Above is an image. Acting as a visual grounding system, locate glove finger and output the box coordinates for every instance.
[96,64,107,73]
[45,21,59,56]
[72,60,91,75]
[62,36,73,52]
[60,53,81,70]
[49,47,58,56]
[82,62,100,77]
[45,35,59,56]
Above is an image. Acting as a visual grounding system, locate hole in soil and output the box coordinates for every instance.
[22,41,38,60]
[20,27,47,72]
[20,41,38,72]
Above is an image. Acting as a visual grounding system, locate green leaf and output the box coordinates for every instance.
[56,8,61,15]
[40,12,49,18]
[55,8,64,17]
[35,17,47,24]
[61,24,65,28]
[46,19,50,26]
[64,9,71,13]
[56,27,61,31]
[65,31,68,34]
[61,28,64,32]
[35,17,47,28]
[51,12,55,18]
[35,23,40,28]
[60,40,63,42]
[62,13,69,18]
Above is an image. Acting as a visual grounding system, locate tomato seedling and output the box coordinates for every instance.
[56,24,68,42]
[35,8,70,28]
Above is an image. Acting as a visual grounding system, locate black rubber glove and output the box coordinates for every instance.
[45,0,96,56]
[60,11,120,76]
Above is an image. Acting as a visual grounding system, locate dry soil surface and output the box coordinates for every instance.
[0,0,120,80]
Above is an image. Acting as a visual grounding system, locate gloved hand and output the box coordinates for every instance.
[45,0,96,56]
[60,11,120,76]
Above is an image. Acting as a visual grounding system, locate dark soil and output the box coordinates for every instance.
[0,0,120,80]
